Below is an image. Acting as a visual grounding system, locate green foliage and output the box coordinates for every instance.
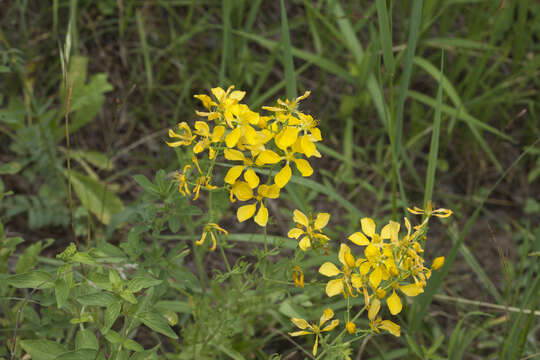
[1,1,539,359]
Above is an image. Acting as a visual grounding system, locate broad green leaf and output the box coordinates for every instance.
[71,150,113,170]
[133,174,158,193]
[0,161,22,174]
[55,277,70,309]
[66,170,123,224]
[15,240,42,273]
[137,311,178,339]
[123,339,144,352]
[6,270,54,289]
[103,329,123,344]
[59,55,113,136]
[75,330,99,350]
[103,301,121,331]
[55,349,103,360]
[20,339,66,360]
[127,277,163,293]
[155,300,191,314]
[76,291,117,306]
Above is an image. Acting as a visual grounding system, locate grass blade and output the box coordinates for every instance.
[281,0,297,99]
[136,10,153,90]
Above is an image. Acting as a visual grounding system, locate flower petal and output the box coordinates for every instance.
[314,213,330,230]
[348,232,370,246]
[224,148,246,161]
[276,126,299,150]
[319,308,334,326]
[431,256,445,270]
[232,181,254,201]
[288,330,311,337]
[387,290,402,315]
[381,221,400,243]
[237,204,257,222]
[300,134,317,157]
[325,279,344,297]
[380,320,401,337]
[321,319,339,332]
[225,127,242,148]
[298,236,311,251]
[399,283,424,297]
[290,317,310,330]
[293,209,309,227]
[275,164,292,188]
[244,168,260,188]
[254,203,268,227]
[319,262,341,277]
[257,150,282,165]
[338,243,351,266]
[224,165,244,185]
[369,266,382,288]
[368,298,381,321]
[361,217,376,237]
[293,158,313,177]
[287,228,304,239]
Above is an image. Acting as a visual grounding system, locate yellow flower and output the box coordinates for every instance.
[359,244,393,289]
[236,184,280,227]
[223,149,260,188]
[384,283,425,315]
[346,321,356,334]
[167,122,195,147]
[408,201,453,219]
[173,165,191,196]
[192,121,225,159]
[191,156,217,200]
[262,91,311,115]
[287,209,330,251]
[319,244,362,297]
[292,265,304,288]
[256,146,313,188]
[289,308,339,356]
[194,85,246,122]
[224,104,260,147]
[348,217,400,247]
[367,298,400,337]
[196,223,228,251]
[431,256,445,270]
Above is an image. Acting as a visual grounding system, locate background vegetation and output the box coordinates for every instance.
[1,0,539,359]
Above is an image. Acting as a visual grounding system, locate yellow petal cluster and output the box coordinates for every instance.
[289,308,339,356]
[167,86,323,228]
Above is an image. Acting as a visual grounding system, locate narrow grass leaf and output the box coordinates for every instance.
[281,0,296,99]
[136,10,153,89]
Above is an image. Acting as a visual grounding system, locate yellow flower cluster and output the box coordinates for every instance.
[167,86,323,228]
[289,205,451,341]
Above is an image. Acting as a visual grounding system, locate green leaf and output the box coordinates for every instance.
[0,161,22,174]
[103,329,123,344]
[123,339,144,352]
[67,170,124,224]
[120,290,138,304]
[15,240,42,273]
[155,300,191,314]
[127,277,163,293]
[54,349,103,360]
[71,150,113,170]
[75,330,99,350]
[103,301,121,331]
[168,215,180,233]
[59,55,113,137]
[137,311,178,339]
[133,174,158,194]
[76,291,117,306]
[20,339,66,360]
[55,277,70,309]
[6,270,54,289]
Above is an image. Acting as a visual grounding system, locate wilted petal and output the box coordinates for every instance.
[290,317,310,330]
